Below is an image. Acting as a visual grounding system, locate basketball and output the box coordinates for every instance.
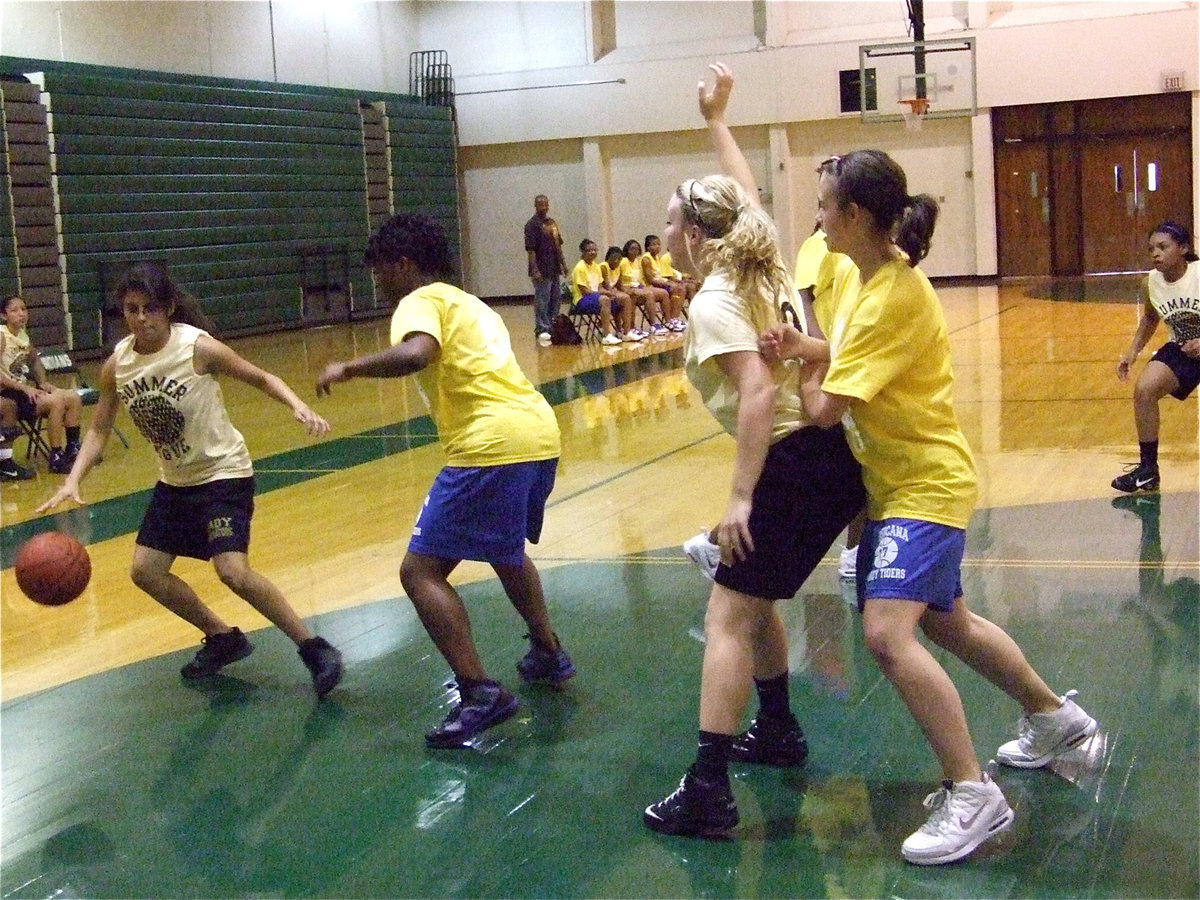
[14,532,92,606]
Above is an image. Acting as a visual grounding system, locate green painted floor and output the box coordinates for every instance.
[2,492,1197,899]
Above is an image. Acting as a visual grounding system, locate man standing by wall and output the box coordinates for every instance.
[525,195,567,344]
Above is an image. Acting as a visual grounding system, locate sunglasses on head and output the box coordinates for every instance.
[818,155,843,175]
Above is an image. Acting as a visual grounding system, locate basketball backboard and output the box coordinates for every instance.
[859,37,976,124]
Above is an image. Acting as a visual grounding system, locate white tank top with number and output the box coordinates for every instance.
[112,323,253,486]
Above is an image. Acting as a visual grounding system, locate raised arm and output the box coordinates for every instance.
[698,61,760,210]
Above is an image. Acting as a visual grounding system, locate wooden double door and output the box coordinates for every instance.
[995,94,1193,276]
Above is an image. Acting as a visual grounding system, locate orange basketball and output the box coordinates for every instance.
[14,531,92,606]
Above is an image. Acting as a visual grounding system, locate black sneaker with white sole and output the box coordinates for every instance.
[0,457,34,481]
[644,768,738,837]
[1111,462,1159,493]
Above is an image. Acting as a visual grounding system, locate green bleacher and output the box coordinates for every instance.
[0,57,461,351]
[0,135,17,298]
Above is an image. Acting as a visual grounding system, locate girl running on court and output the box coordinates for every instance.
[1111,220,1200,493]
[38,262,344,699]
[643,62,864,839]
[761,148,1098,865]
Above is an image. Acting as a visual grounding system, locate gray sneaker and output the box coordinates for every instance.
[426,680,519,748]
[997,689,1097,768]
[298,636,344,699]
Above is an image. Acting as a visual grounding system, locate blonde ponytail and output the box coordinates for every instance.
[677,176,794,333]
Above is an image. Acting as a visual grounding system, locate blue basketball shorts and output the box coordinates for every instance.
[575,293,603,314]
[408,458,558,567]
[856,517,965,612]
[137,476,255,561]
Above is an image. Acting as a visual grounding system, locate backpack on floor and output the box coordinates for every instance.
[550,313,583,345]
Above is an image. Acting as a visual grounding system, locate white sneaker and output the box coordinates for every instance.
[901,773,1013,865]
[838,545,857,578]
[601,332,622,345]
[682,529,720,581]
[996,690,1098,768]
[650,323,669,337]
[537,332,552,345]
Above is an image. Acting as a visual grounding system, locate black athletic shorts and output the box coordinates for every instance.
[715,425,865,601]
[0,387,37,420]
[137,476,255,560]
[1152,342,1200,400]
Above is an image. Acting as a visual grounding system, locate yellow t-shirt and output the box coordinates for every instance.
[660,252,684,280]
[616,257,642,289]
[794,229,858,337]
[821,259,976,528]
[571,258,603,304]
[600,260,621,290]
[390,282,561,467]
[684,271,807,441]
[641,252,675,283]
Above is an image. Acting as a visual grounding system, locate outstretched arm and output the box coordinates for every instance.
[798,364,853,429]
[316,332,440,396]
[760,324,830,364]
[698,61,760,210]
[36,356,119,511]
[195,335,330,435]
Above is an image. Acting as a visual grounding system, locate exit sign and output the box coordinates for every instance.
[1162,71,1185,91]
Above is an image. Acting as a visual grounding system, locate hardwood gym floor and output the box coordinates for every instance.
[1,279,1196,898]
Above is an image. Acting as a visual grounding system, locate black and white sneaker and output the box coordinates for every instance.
[644,768,738,837]
[0,458,34,481]
[1111,462,1159,493]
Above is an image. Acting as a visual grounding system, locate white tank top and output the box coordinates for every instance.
[113,323,253,487]
[1148,259,1200,343]
[0,325,34,385]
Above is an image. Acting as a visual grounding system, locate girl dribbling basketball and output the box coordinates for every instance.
[37,262,344,698]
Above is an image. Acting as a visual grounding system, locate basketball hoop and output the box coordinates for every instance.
[898,97,929,131]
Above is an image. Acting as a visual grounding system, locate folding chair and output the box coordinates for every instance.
[567,301,603,343]
[22,349,129,461]
[17,409,52,460]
